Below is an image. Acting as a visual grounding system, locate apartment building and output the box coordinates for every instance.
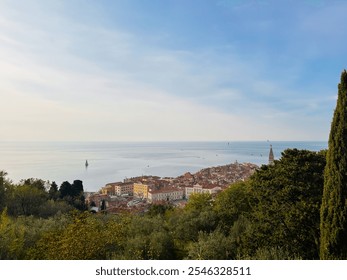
[147,187,184,203]
[114,182,134,196]
[101,182,121,195]
[101,182,134,196]
[133,182,150,199]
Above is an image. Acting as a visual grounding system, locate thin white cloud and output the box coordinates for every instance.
[0,0,338,141]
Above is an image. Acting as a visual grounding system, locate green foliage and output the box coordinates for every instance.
[241,246,302,260]
[6,183,48,216]
[29,212,126,260]
[0,171,11,212]
[72,180,84,196]
[185,192,213,212]
[321,69,347,259]
[186,230,235,260]
[4,179,77,218]
[146,203,173,217]
[59,180,86,211]
[59,181,73,198]
[169,209,218,243]
[38,200,74,218]
[112,215,175,260]
[242,149,326,259]
[167,194,219,258]
[228,215,252,257]
[0,208,77,260]
[214,181,251,232]
[20,178,47,191]
[48,181,60,200]
[0,208,25,259]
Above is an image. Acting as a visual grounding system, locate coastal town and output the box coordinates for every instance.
[85,161,259,214]
[86,145,275,214]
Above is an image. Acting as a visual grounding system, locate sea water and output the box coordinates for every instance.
[0,141,327,192]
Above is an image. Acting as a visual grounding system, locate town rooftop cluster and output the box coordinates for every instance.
[86,161,259,214]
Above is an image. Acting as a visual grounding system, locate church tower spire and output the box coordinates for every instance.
[269,144,274,165]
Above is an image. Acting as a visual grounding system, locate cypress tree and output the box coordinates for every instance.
[320,69,347,259]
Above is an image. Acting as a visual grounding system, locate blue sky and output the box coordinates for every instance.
[0,0,346,141]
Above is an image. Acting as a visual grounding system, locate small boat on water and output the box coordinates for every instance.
[85,160,89,167]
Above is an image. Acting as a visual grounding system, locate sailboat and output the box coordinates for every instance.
[85,160,89,167]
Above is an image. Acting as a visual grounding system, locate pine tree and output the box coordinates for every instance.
[320,70,347,259]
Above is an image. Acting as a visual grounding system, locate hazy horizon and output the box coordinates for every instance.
[0,140,328,191]
[0,139,329,143]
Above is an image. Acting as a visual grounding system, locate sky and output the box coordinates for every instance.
[0,0,346,142]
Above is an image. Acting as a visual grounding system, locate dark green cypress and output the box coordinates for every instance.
[320,70,347,259]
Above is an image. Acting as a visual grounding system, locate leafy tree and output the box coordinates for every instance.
[114,215,175,260]
[242,149,326,259]
[228,215,253,258]
[71,180,83,197]
[48,181,60,201]
[186,230,235,260]
[6,184,48,216]
[1,175,76,218]
[72,192,86,211]
[59,181,73,198]
[167,194,219,258]
[38,200,74,218]
[59,180,86,211]
[20,178,47,192]
[29,212,126,260]
[0,209,25,259]
[170,209,218,242]
[241,246,302,260]
[320,69,347,259]
[147,203,173,217]
[185,193,213,212]
[0,171,11,212]
[214,181,251,232]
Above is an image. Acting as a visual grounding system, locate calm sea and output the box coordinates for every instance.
[0,141,327,192]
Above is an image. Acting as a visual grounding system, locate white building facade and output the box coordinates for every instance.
[147,188,184,203]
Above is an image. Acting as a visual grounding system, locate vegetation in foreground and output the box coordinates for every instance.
[320,70,347,259]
